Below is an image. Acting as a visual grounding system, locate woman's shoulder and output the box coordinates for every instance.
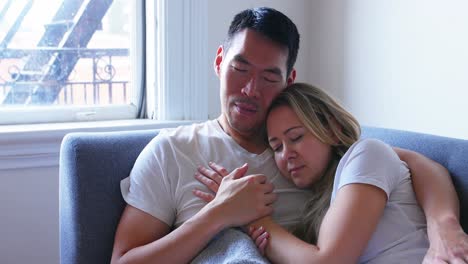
[339,138,403,178]
[345,138,398,161]
[351,138,392,153]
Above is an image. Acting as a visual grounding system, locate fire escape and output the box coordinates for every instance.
[0,0,114,105]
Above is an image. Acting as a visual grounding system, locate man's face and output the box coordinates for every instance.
[214,29,295,136]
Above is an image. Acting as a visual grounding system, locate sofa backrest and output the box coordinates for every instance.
[361,126,468,232]
[59,126,468,264]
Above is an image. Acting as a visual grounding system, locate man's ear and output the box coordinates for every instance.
[214,45,224,76]
[287,68,296,85]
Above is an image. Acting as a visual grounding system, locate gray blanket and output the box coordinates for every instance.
[192,228,270,264]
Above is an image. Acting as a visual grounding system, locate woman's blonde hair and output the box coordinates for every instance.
[267,82,361,243]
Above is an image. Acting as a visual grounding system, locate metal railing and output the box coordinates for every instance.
[0,47,130,105]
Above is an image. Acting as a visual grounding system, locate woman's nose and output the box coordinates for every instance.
[282,144,296,160]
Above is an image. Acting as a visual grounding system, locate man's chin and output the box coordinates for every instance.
[229,119,262,136]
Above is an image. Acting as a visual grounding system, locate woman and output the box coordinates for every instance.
[195,83,430,263]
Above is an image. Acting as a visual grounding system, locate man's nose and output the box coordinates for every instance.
[241,76,259,98]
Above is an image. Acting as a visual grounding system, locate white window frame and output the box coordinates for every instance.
[0,0,210,125]
[0,0,144,125]
[149,0,209,121]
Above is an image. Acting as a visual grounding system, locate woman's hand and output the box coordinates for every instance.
[248,226,270,256]
[193,161,230,202]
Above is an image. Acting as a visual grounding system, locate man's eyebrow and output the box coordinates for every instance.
[233,54,250,65]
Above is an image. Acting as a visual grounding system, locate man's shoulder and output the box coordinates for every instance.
[149,120,216,147]
[162,120,215,138]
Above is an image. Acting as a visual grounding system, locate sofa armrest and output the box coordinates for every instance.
[59,129,159,264]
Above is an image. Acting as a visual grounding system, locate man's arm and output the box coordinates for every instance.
[394,147,468,262]
[111,164,276,264]
[110,204,226,264]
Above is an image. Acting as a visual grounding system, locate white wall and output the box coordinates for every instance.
[0,167,59,264]
[308,0,468,139]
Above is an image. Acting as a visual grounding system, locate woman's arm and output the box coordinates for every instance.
[248,184,387,264]
[394,148,468,262]
[195,162,387,264]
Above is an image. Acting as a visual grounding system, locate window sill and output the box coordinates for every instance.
[0,119,199,170]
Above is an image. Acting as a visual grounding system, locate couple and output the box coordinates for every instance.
[193,82,432,263]
[111,7,468,263]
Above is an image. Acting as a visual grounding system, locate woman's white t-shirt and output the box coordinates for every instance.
[332,138,429,263]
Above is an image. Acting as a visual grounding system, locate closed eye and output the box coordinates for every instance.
[264,77,280,83]
[291,135,303,142]
[272,144,283,152]
[232,65,248,72]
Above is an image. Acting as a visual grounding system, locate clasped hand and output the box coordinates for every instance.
[193,162,277,228]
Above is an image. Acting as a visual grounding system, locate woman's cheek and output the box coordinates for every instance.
[275,155,288,178]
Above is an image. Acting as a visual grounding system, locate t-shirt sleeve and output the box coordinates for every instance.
[120,131,176,226]
[335,138,403,199]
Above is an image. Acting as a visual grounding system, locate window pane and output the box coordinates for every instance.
[0,0,134,110]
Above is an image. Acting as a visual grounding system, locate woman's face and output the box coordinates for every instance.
[267,105,333,188]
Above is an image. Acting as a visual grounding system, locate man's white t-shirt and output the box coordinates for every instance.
[333,138,429,263]
[121,120,311,228]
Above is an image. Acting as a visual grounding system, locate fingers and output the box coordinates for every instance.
[261,181,275,193]
[232,163,249,179]
[259,204,274,218]
[451,258,467,264]
[197,165,223,186]
[194,172,219,193]
[192,189,215,202]
[208,161,229,177]
[248,225,263,240]
[257,234,268,256]
[246,174,267,184]
[249,226,269,255]
[265,193,277,206]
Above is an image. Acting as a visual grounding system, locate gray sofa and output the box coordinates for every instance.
[59,126,468,264]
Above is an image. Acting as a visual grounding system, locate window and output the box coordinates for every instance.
[0,0,143,124]
[0,0,213,125]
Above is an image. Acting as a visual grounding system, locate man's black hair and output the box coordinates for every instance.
[225,7,300,77]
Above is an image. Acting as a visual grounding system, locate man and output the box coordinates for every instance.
[111,7,467,263]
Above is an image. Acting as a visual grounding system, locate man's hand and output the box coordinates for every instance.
[194,162,277,227]
[423,217,468,263]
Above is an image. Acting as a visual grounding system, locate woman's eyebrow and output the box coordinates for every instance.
[284,126,303,135]
[268,126,303,143]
